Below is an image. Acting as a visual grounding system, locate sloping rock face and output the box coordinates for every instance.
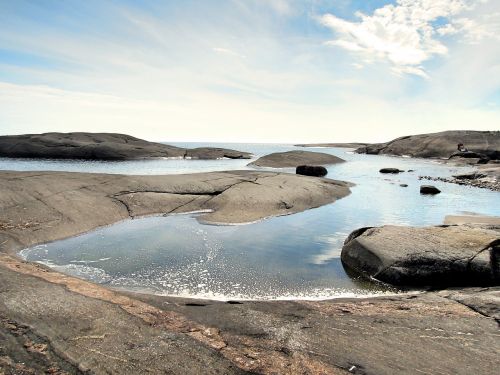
[0,170,351,251]
[355,130,500,160]
[0,132,252,160]
[249,150,344,168]
[341,225,500,287]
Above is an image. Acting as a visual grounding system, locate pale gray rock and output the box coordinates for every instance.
[249,150,344,168]
[341,224,500,287]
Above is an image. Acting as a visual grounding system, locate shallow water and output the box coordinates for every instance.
[9,143,500,300]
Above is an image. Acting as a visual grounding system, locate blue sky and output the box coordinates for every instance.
[0,0,499,142]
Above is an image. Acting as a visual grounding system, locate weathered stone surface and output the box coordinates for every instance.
[379,168,403,174]
[341,224,500,287]
[0,132,252,160]
[296,165,328,177]
[0,170,351,251]
[356,130,500,160]
[420,185,441,194]
[444,215,500,226]
[249,150,344,168]
[1,256,499,375]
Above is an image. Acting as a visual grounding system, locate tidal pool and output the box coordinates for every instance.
[11,144,500,300]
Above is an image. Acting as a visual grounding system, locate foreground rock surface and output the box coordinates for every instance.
[342,224,500,287]
[0,256,498,374]
[249,150,344,168]
[356,130,500,160]
[0,132,252,160]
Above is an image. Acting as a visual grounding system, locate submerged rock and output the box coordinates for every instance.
[341,224,500,287]
[420,185,441,194]
[296,165,328,177]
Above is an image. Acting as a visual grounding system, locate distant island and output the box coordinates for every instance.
[0,132,252,160]
[354,130,500,160]
[295,142,368,148]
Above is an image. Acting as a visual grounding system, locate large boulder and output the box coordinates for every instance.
[341,225,500,287]
[296,165,328,177]
[355,130,500,160]
[249,150,344,168]
[0,132,252,161]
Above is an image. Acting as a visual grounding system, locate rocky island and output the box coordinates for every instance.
[249,150,345,168]
[356,130,500,191]
[295,142,368,148]
[355,130,500,160]
[0,132,252,160]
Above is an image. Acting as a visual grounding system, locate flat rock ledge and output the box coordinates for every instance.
[0,170,351,252]
[249,150,344,168]
[341,224,500,287]
[0,132,252,160]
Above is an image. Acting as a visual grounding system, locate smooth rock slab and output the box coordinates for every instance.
[355,130,500,159]
[249,150,344,168]
[341,225,500,287]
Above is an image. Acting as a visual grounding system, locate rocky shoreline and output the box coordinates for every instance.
[0,134,499,374]
[0,168,499,374]
[418,164,500,192]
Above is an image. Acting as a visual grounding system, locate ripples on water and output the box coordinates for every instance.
[8,143,500,300]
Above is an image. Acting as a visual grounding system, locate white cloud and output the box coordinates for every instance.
[319,0,497,77]
[438,13,500,42]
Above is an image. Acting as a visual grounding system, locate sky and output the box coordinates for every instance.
[0,0,499,143]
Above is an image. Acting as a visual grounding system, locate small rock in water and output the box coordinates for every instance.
[420,185,441,195]
[379,168,403,174]
[296,165,328,177]
[400,184,408,187]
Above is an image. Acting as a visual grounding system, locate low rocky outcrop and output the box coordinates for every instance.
[341,224,500,287]
[379,168,403,174]
[419,164,500,192]
[0,170,351,251]
[420,185,441,194]
[295,142,368,148]
[249,150,344,168]
[355,130,500,160]
[296,165,328,177]
[0,132,252,160]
